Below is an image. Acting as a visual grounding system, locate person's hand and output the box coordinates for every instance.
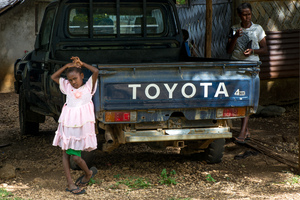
[70,56,83,68]
[64,62,78,68]
[235,28,243,38]
[244,48,253,57]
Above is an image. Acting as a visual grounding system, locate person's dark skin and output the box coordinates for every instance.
[51,57,99,193]
[227,8,268,56]
[227,7,268,142]
[51,56,99,92]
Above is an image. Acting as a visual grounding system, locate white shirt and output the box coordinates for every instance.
[230,22,266,61]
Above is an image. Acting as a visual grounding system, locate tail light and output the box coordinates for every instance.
[105,111,136,122]
[217,108,246,118]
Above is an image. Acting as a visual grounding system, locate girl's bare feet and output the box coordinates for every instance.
[75,167,98,187]
[78,169,93,186]
[66,184,85,194]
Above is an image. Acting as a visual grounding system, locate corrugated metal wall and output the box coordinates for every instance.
[242,0,300,80]
[177,0,232,59]
[178,0,300,80]
[260,30,300,80]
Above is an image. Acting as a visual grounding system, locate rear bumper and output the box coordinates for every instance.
[124,127,231,143]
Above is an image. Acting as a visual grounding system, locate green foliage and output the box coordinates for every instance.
[110,174,152,189]
[284,175,300,185]
[206,174,216,183]
[113,174,122,180]
[88,178,103,186]
[0,188,12,199]
[279,171,300,185]
[176,0,187,5]
[159,169,178,185]
[73,14,88,23]
[0,188,27,200]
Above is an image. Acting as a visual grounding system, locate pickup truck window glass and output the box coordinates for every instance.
[68,6,164,37]
[119,7,164,35]
[69,8,89,35]
[40,8,55,49]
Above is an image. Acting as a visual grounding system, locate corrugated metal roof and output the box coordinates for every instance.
[0,0,25,15]
[260,30,300,80]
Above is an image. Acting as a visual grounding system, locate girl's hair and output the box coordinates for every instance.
[237,3,252,15]
[66,67,82,75]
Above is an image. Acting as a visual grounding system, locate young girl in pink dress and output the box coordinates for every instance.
[51,56,99,195]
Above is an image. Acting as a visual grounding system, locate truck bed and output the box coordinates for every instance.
[96,61,260,121]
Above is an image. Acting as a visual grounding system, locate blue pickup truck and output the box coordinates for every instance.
[14,0,260,164]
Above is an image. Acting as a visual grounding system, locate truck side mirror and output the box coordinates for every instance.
[34,34,40,50]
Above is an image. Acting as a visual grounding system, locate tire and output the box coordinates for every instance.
[204,139,225,164]
[70,151,95,170]
[19,85,39,135]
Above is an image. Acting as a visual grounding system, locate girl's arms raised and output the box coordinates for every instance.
[73,57,99,92]
[51,62,76,84]
[50,57,99,92]
[81,62,99,92]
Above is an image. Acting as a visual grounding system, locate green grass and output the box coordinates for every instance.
[278,171,300,185]
[88,178,103,186]
[110,169,178,190]
[0,188,27,200]
[206,174,216,183]
[159,169,178,185]
[284,175,300,185]
[110,175,152,189]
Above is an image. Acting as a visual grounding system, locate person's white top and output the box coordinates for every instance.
[230,22,266,61]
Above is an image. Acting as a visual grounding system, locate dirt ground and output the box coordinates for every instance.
[0,92,299,200]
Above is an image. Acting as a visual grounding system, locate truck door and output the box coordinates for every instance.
[30,6,56,107]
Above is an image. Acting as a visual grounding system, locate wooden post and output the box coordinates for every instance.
[299,26,300,173]
[233,0,243,25]
[205,0,212,58]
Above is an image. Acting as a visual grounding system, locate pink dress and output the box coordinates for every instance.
[52,76,97,151]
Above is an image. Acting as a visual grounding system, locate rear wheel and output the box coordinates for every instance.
[19,85,39,135]
[204,139,225,164]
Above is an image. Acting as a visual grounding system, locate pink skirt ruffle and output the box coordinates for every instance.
[58,102,95,128]
[53,122,97,151]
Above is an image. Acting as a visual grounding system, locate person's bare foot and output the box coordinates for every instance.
[75,167,98,187]
[235,128,250,143]
[80,170,93,185]
[66,184,85,194]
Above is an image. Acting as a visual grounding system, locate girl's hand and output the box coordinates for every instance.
[65,62,78,68]
[71,56,83,68]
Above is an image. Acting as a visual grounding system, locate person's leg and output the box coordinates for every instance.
[72,155,93,184]
[62,151,84,193]
[236,116,250,142]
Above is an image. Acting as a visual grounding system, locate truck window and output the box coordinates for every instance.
[40,8,55,49]
[68,5,164,37]
[93,7,116,35]
[119,7,164,35]
[69,7,89,35]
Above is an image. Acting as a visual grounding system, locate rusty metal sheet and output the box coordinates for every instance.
[259,30,300,79]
